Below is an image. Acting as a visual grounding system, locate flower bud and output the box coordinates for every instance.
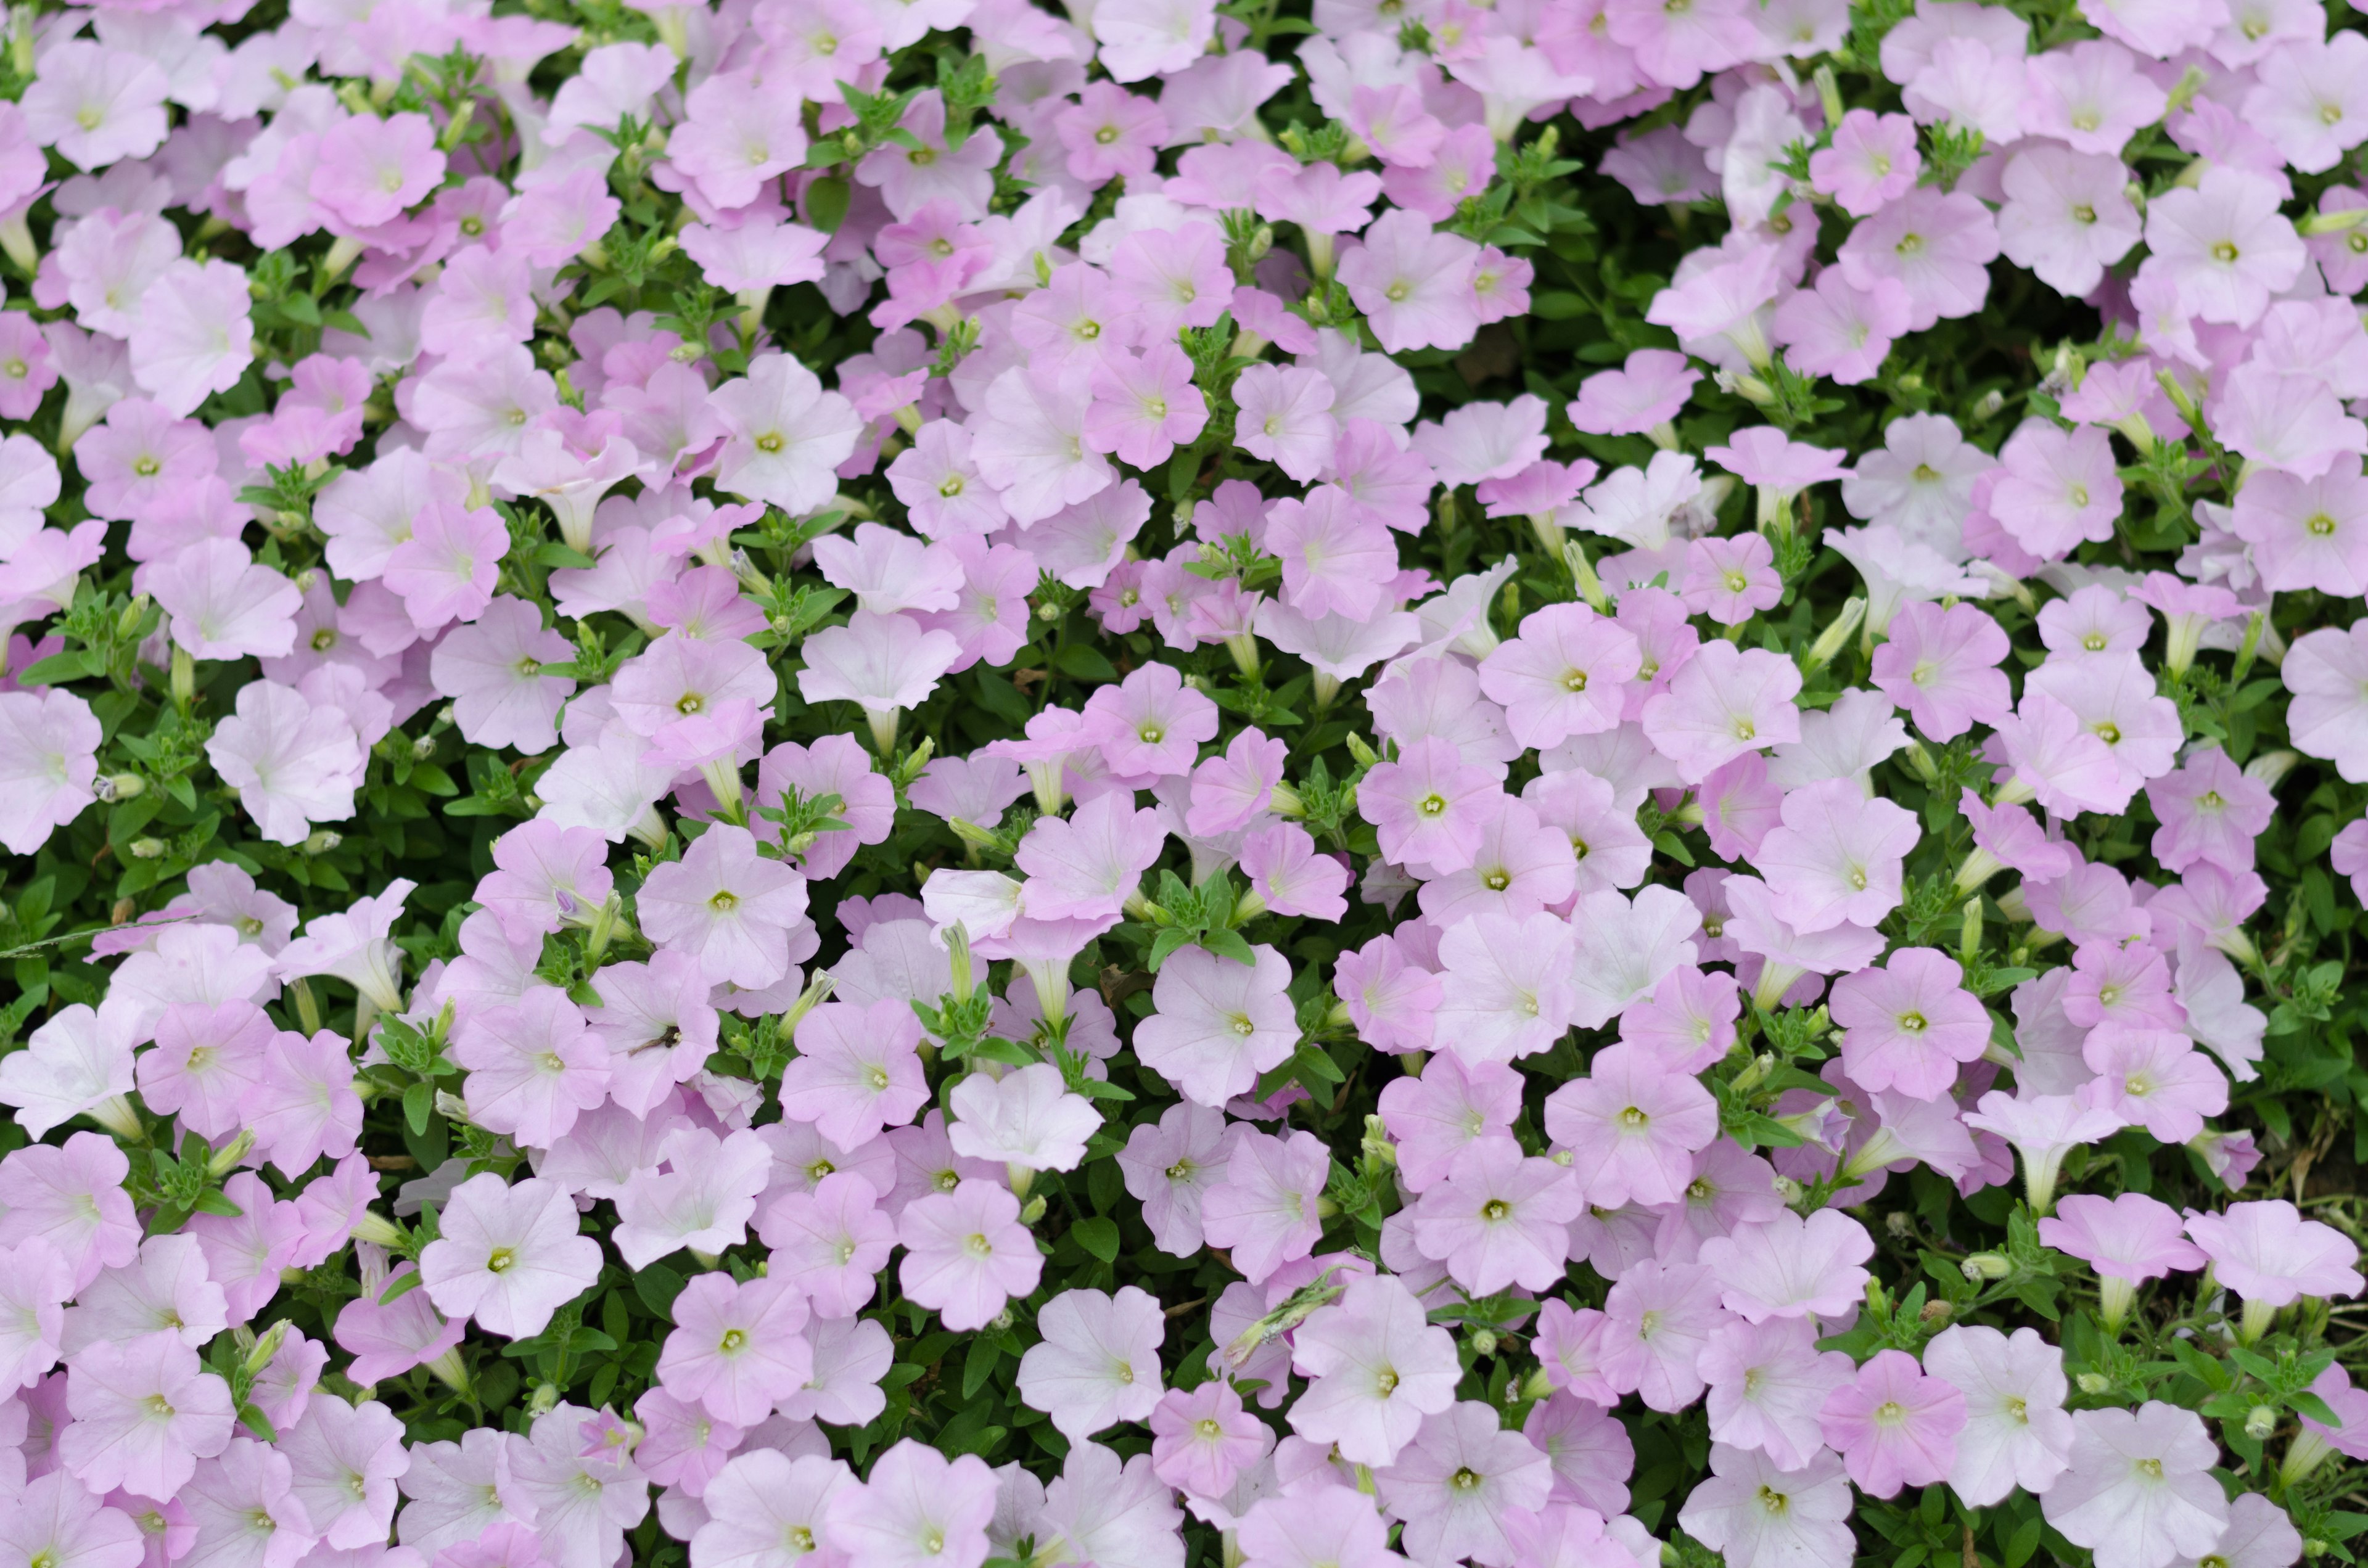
[94,773,144,802]
[2076,1372,2112,1395]
[208,1128,257,1177]
[1962,1252,2012,1280]
[128,837,167,860]
[1470,1329,1498,1357]
[2245,1406,2279,1440]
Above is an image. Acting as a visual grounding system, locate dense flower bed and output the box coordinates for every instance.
[2,0,2368,1565]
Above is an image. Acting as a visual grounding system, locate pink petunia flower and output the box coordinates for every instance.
[1819,1348,1967,1499]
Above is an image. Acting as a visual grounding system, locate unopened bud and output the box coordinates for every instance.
[94,773,144,802]
[434,1090,472,1123]
[2305,1542,2330,1559]
[2076,1371,2112,1395]
[1470,1329,1498,1357]
[352,1209,405,1249]
[1972,388,2008,421]
[2301,206,2368,236]
[1803,597,1867,672]
[1344,733,1380,768]
[1962,1252,2012,1280]
[1920,1299,1954,1324]
[781,972,836,1034]
[128,837,166,860]
[117,593,150,638]
[528,1382,562,1416]
[2246,1406,2279,1440]
[411,733,437,760]
[242,1319,291,1374]
[302,829,342,855]
[1812,63,1844,129]
[208,1128,257,1177]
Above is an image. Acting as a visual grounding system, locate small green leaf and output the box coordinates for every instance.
[636,1263,687,1322]
[805,176,851,233]
[533,542,600,570]
[1074,1216,1121,1263]
[961,1336,1002,1399]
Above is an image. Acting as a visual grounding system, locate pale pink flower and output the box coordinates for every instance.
[1434,909,1581,1064]
[1819,1348,1965,1499]
[657,1271,812,1426]
[1408,1143,1583,1294]
[1809,110,1921,215]
[1478,604,1643,749]
[1830,948,1989,1099]
[1640,640,1803,782]
[1016,1286,1164,1442]
[1149,1379,1271,1500]
[1921,1324,2074,1504]
[2142,167,2302,328]
[1698,1207,1877,1323]
[637,824,811,990]
[126,260,252,418]
[2044,1404,2229,1568]
[1289,1273,1462,1467]
[2185,1199,2365,1316]
[1379,1402,1553,1568]
[0,688,100,855]
[1753,778,1920,934]
[781,998,927,1147]
[947,1062,1100,1173]
[1338,210,1483,355]
[23,42,169,171]
[824,1440,996,1568]
[758,1171,897,1318]
[1678,1445,1855,1568]
[429,596,575,755]
[453,987,610,1149]
[1701,1318,1855,1471]
[1544,1043,1718,1209]
[897,1179,1042,1331]
[202,678,364,845]
[1201,1128,1328,1284]
[418,1173,603,1339]
[59,1334,234,1498]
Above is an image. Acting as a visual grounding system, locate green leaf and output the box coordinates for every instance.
[1053,644,1118,683]
[636,1262,688,1322]
[17,651,102,686]
[533,542,601,570]
[239,1403,279,1442]
[1074,1216,1121,1262]
[380,1268,426,1305]
[961,1336,1002,1399]
[404,1081,435,1138]
[805,176,851,233]
[2004,1517,2042,1568]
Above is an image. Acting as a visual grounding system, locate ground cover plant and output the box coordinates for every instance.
[4,0,2368,1564]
